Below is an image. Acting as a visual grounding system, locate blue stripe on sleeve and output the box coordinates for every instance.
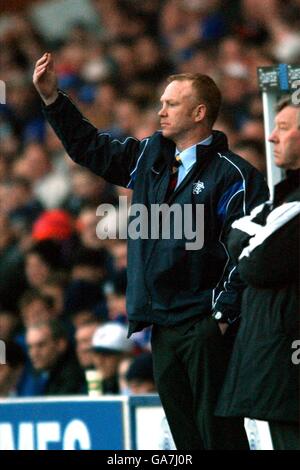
[217,181,244,220]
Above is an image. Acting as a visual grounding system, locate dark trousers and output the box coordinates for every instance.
[269,421,300,450]
[151,316,249,450]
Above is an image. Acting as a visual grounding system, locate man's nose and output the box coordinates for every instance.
[268,129,277,143]
[158,106,166,117]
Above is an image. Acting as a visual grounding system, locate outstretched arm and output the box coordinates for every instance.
[32,53,146,188]
[33,53,59,105]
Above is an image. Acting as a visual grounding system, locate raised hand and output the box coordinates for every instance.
[33,52,59,105]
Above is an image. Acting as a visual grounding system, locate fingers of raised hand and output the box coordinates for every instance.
[35,53,49,66]
[35,52,53,69]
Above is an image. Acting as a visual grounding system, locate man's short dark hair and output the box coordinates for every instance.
[19,289,54,311]
[26,240,64,270]
[167,73,222,127]
[72,247,108,270]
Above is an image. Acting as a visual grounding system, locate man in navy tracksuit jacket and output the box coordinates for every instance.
[33,53,268,449]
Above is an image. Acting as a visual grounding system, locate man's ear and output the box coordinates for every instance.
[194,104,207,123]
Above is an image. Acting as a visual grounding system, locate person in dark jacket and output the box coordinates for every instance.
[26,319,86,395]
[216,96,300,450]
[33,53,269,449]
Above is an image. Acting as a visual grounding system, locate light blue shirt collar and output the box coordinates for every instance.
[175,135,213,170]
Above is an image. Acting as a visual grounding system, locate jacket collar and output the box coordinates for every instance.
[274,169,300,205]
[152,130,229,175]
[195,130,229,162]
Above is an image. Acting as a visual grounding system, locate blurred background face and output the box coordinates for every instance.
[40,284,64,317]
[71,170,106,201]
[0,181,30,214]
[107,293,126,321]
[92,351,121,379]
[75,322,98,368]
[26,326,65,371]
[14,143,50,182]
[110,241,127,271]
[77,208,102,249]
[0,312,19,341]
[0,363,22,397]
[25,253,51,288]
[114,99,141,135]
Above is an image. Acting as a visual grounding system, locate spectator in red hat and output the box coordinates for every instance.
[32,209,73,241]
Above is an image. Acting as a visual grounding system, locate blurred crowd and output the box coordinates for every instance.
[0,0,300,398]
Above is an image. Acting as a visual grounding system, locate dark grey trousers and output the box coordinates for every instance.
[151,315,249,450]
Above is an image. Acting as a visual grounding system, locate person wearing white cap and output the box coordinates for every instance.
[90,322,134,395]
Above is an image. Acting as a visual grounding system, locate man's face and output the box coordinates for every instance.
[92,351,121,379]
[75,323,98,368]
[269,106,300,170]
[111,242,127,271]
[25,254,50,288]
[0,364,14,396]
[158,80,202,141]
[26,326,63,371]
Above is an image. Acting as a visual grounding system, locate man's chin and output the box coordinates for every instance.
[161,128,172,138]
[274,156,283,168]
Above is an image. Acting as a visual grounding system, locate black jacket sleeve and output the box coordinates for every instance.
[43,91,146,188]
[212,167,269,323]
[228,200,300,289]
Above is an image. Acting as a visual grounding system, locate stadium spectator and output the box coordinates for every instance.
[0,309,20,342]
[0,214,26,311]
[110,239,128,272]
[12,142,70,209]
[125,351,156,394]
[31,209,74,242]
[75,321,99,370]
[26,319,86,395]
[19,289,54,328]
[39,275,67,318]
[0,177,44,237]
[64,167,114,216]
[24,239,65,289]
[105,270,127,323]
[91,322,134,395]
[233,138,266,175]
[75,206,106,250]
